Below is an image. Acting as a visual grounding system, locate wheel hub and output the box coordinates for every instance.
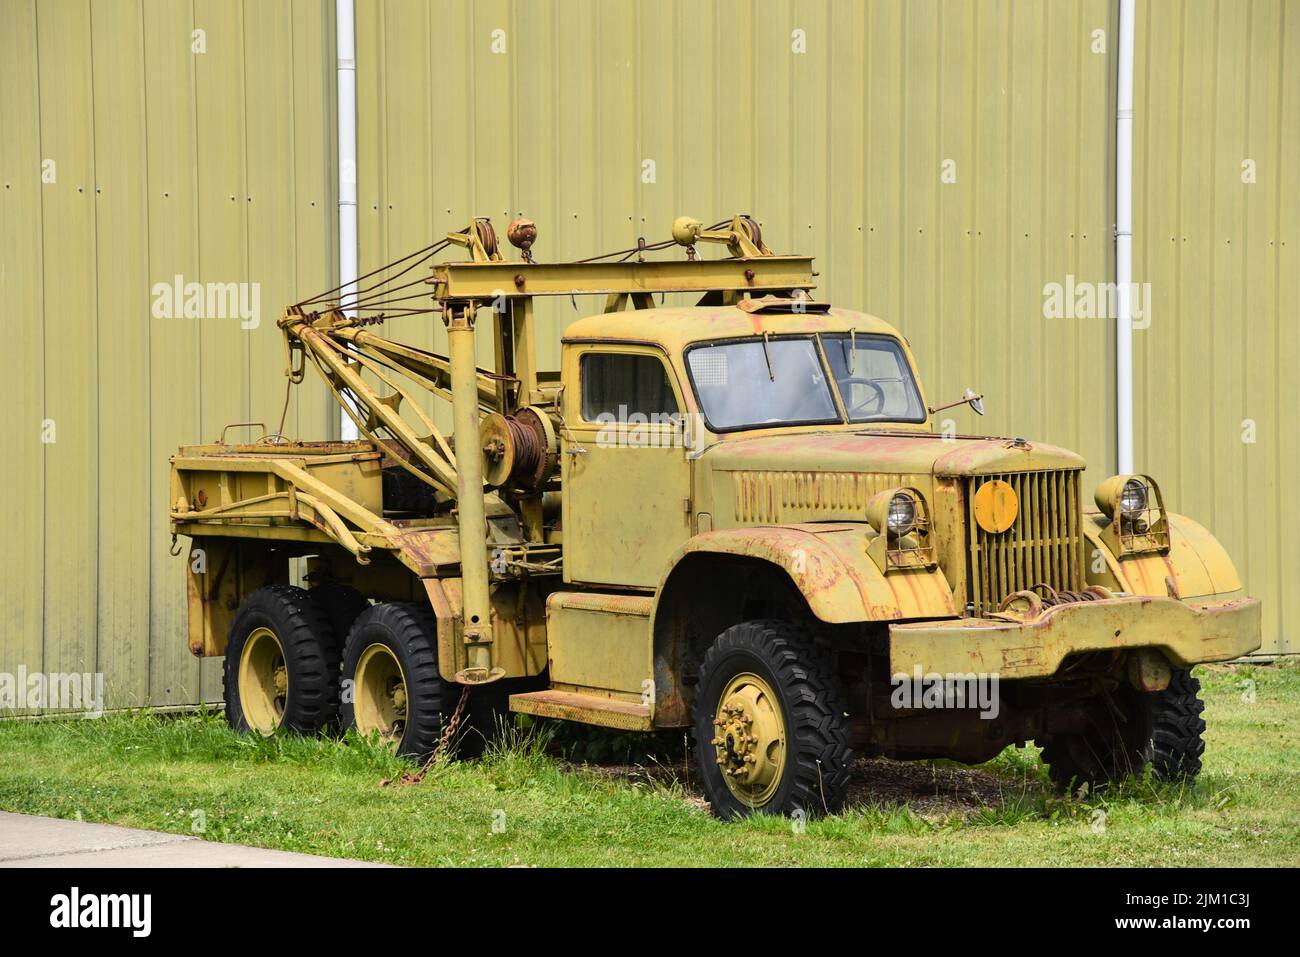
[354,643,408,746]
[712,672,787,807]
[238,626,288,734]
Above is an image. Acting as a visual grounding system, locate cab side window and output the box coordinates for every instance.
[580,352,680,421]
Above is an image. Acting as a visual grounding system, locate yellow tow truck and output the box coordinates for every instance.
[170,214,1259,818]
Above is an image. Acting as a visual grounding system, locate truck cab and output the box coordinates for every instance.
[560,302,929,589]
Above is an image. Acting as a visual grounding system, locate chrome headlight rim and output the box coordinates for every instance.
[866,486,927,538]
[1119,477,1149,517]
[886,492,918,535]
[1094,473,1162,523]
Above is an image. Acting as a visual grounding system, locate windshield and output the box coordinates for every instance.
[821,334,926,423]
[685,337,839,431]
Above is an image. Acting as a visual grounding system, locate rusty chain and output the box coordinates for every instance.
[400,685,471,786]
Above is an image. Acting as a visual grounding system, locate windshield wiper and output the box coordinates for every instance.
[761,332,775,381]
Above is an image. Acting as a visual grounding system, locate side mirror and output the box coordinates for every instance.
[929,388,985,417]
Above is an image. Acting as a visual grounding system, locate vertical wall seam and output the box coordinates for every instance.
[137,0,155,701]
[86,0,102,680]
[286,3,299,436]
[1239,0,1253,585]
[33,0,47,709]
[1004,1,1013,427]
[239,0,252,430]
[1272,0,1288,640]
[1173,0,1186,494]
[1207,0,1220,511]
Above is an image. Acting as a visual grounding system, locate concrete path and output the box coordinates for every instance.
[0,811,390,868]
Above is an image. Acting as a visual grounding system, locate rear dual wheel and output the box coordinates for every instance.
[224,588,506,758]
[341,602,510,760]
[309,582,371,646]
[224,585,342,735]
[341,602,459,759]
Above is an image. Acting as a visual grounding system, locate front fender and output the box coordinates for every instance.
[656,523,959,625]
[1084,511,1244,600]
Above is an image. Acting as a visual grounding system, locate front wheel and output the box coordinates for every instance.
[693,620,852,820]
[1041,667,1207,792]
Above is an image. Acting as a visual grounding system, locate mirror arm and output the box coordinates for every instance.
[927,390,985,416]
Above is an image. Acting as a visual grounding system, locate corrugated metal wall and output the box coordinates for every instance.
[0,0,338,712]
[0,0,1292,715]
[1132,0,1299,653]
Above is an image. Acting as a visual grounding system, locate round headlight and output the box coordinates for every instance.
[1119,478,1148,516]
[887,492,917,534]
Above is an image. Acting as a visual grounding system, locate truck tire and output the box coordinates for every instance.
[309,582,371,644]
[340,602,460,760]
[224,585,342,735]
[1041,668,1207,792]
[693,619,852,820]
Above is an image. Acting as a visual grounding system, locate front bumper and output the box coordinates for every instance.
[888,595,1261,680]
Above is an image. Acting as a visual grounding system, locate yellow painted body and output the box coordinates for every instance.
[1085,511,1244,601]
[661,525,959,625]
[890,595,1260,681]
[559,342,692,588]
[171,296,1261,728]
[544,592,653,701]
[551,300,1260,720]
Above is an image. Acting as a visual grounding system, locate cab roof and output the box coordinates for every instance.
[561,305,904,352]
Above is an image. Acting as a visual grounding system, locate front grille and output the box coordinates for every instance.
[965,470,1085,617]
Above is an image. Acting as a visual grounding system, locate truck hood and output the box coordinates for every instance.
[699,430,1085,477]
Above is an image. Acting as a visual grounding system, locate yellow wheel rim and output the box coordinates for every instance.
[354,643,407,746]
[239,626,288,733]
[712,671,787,808]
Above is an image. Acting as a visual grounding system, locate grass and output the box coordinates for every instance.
[0,661,1296,866]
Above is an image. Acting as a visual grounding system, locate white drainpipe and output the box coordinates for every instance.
[1115,0,1135,474]
[337,0,359,441]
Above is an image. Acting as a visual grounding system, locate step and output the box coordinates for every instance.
[509,689,653,731]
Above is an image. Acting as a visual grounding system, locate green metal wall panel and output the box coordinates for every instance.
[93,0,152,710]
[0,0,1292,716]
[1132,0,1299,653]
[0,0,337,712]
[0,0,47,707]
[37,0,100,705]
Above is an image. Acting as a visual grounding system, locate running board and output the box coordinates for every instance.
[509,690,653,731]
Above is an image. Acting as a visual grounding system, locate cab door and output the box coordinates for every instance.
[561,344,691,588]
